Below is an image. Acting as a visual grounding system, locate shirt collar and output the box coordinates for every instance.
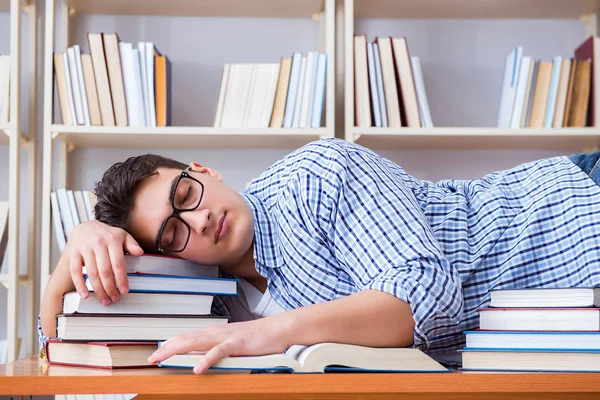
[241,192,283,271]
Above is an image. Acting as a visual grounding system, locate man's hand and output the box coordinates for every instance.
[68,220,144,305]
[147,318,291,374]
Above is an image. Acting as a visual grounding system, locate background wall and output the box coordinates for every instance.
[0,3,588,352]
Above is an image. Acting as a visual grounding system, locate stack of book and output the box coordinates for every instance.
[50,188,97,252]
[461,287,600,372]
[54,33,171,128]
[45,254,237,369]
[213,52,327,129]
[0,55,10,124]
[353,35,433,129]
[497,36,599,129]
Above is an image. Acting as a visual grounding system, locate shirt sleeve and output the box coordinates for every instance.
[296,140,464,350]
[37,314,52,359]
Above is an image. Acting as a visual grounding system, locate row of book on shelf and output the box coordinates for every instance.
[213,51,327,129]
[353,35,433,129]
[0,56,10,125]
[497,36,599,129]
[54,33,171,128]
[50,188,97,252]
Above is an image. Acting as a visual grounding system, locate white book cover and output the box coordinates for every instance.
[299,51,318,128]
[509,56,533,129]
[213,64,231,128]
[145,42,156,127]
[373,44,388,127]
[67,47,85,125]
[81,189,95,220]
[220,64,240,129]
[243,64,261,128]
[55,188,75,238]
[131,48,146,128]
[543,55,563,128]
[283,52,303,128]
[235,64,254,128]
[497,46,523,128]
[138,43,149,127]
[66,190,80,227]
[292,55,307,128]
[410,57,433,128]
[73,45,91,126]
[367,43,381,127]
[62,52,77,126]
[119,42,137,127]
[50,192,67,252]
[310,53,327,129]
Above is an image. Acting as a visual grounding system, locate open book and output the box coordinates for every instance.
[158,342,449,373]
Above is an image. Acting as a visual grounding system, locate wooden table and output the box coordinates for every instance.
[2,356,600,399]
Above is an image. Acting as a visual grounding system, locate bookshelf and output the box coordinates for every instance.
[344,0,600,150]
[39,0,336,326]
[1,0,38,363]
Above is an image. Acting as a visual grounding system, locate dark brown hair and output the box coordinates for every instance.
[93,154,187,230]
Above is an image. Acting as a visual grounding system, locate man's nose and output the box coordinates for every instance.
[181,208,212,235]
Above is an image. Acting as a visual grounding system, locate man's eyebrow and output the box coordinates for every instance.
[154,174,180,247]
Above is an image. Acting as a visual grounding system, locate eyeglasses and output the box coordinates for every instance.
[156,167,205,253]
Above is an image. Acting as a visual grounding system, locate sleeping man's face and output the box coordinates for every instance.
[127,163,255,268]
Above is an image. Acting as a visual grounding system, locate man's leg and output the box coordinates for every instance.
[569,152,600,185]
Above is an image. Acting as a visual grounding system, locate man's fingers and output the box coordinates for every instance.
[95,246,120,302]
[125,233,144,256]
[108,240,129,294]
[69,252,88,299]
[83,251,110,306]
[194,342,233,374]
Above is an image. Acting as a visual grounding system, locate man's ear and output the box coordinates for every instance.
[189,162,223,182]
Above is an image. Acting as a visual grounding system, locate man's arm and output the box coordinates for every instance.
[149,289,414,373]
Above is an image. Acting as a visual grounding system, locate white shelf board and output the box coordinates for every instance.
[354,0,600,19]
[64,0,325,17]
[351,127,600,150]
[0,274,30,289]
[52,125,332,149]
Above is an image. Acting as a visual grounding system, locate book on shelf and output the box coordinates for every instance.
[498,38,596,129]
[354,35,432,129]
[45,340,158,369]
[158,342,449,373]
[213,51,327,129]
[54,33,171,128]
[461,287,600,372]
[63,290,215,315]
[0,201,7,268]
[50,188,96,251]
[0,55,10,124]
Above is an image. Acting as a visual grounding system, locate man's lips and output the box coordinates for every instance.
[214,213,226,243]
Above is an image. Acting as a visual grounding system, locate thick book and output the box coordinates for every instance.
[478,307,600,331]
[158,342,449,373]
[489,287,600,308]
[465,330,600,350]
[82,254,219,278]
[84,273,237,296]
[46,340,158,369]
[57,314,229,341]
[63,291,214,315]
[460,348,600,372]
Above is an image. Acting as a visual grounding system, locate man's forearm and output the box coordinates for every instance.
[40,252,75,339]
[275,289,415,349]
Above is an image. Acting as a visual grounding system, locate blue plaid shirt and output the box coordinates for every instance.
[39,138,600,355]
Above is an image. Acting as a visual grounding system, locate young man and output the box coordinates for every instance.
[40,138,600,373]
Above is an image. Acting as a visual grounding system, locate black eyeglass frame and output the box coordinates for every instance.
[156,167,205,253]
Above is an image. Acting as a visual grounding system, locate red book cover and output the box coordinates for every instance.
[575,36,595,126]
